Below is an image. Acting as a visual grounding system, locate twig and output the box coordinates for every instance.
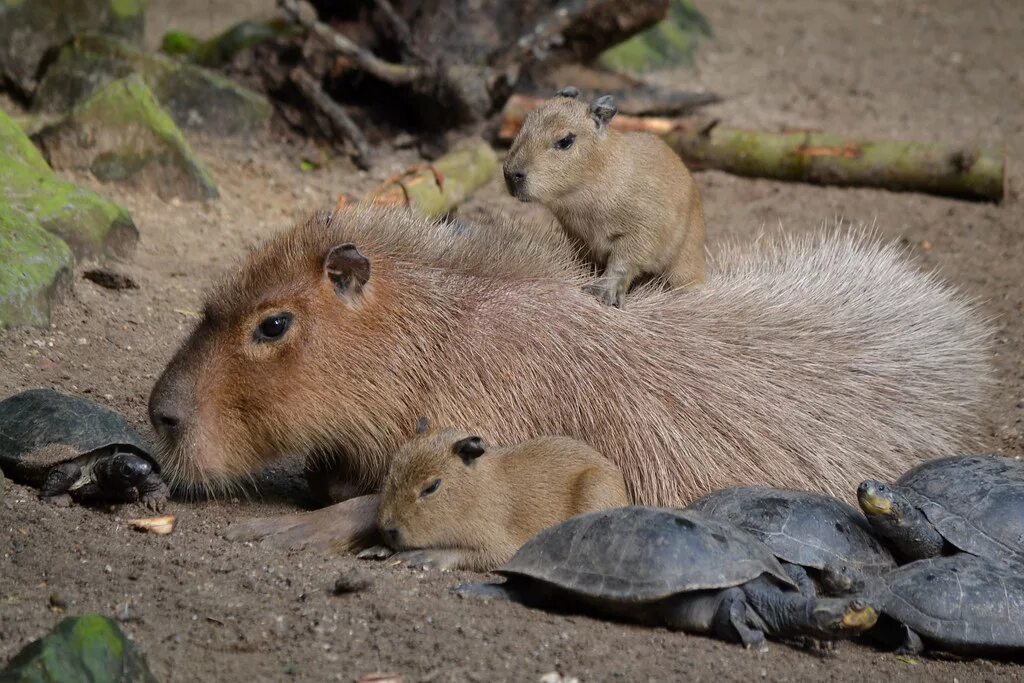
[279,0,422,86]
[373,0,428,62]
[290,68,373,170]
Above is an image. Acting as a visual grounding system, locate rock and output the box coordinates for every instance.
[0,107,137,260]
[33,34,270,136]
[35,76,219,201]
[0,108,49,173]
[0,204,73,329]
[0,467,5,504]
[0,614,158,682]
[0,0,145,97]
[599,0,712,72]
[161,21,294,68]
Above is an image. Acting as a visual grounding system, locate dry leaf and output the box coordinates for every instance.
[127,515,177,535]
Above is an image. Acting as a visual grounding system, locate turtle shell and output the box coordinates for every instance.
[496,506,795,603]
[878,554,1024,652]
[0,389,155,483]
[895,455,1024,565]
[688,486,896,574]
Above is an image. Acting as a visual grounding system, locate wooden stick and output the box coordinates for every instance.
[498,95,1006,203]
[336,138,497,217]
[291,68,373,170]
[279,0,421,86]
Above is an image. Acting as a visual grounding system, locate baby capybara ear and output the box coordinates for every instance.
[415,416,430,434]
[589,94,617,131]
[324,243,371,298]
[555,86,580,99]
[452,436,485,465]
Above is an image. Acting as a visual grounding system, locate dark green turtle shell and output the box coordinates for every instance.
[687,486,896,574]
[0,389,155,481]
[878,554,1024,652]
[894,455,1024,565]
[496,506,795,603]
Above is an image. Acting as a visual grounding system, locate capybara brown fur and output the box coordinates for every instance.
[375,423,630,571]
[149,205,991,513]
[503,87,706,307]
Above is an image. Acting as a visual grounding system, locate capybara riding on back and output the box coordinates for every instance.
[149,206,991,514]
[503,87,706,307]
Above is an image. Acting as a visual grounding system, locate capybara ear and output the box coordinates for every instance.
[452,436,485,465]
[590,95,617,131]
[415,416,430,434]
[555,86,580,100]
[324,243,370,298]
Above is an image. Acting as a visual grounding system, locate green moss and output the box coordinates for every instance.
[37,75,218,200]
[33,34,269,136]
[161,30,200,58]
[0,204,73,328]
[0,615,158,682]
[109,0,144,19]
[0,153,137,258]
[599,0,712,73]
[0,108,49,172]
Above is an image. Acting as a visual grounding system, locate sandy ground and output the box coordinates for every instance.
[2,0,1024,680]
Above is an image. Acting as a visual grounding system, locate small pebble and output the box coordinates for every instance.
[48,593,67,610]
[332,570,372,595]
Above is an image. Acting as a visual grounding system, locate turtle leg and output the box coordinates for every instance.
[454,582,517,602]
[782,563,817,598]
[137,473,169,512]
[894,625,926,655]
[357,545,395,561]
[40,462,81,501]
[740,576,878,642]
[661,588,766,649]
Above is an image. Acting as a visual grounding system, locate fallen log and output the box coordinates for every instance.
[337,138,497,217]
[498,95,1006,203]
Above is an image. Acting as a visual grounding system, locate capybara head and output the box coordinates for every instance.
[149,209,401,495]
[377,421,488,550]
[502,87,617,204]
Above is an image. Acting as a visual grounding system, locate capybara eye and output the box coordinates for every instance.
[554,133,575,150]
[420,478,441,498]
[254,313,293,343]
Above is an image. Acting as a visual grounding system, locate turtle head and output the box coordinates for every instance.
[810,598,879,637]
[96,452,154,491]
[857,480,897,518]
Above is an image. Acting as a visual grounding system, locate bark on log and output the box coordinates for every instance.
[499,95,1006,203]
[338,138,497,217]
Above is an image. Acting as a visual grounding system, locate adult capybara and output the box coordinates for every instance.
[149,206,991,548]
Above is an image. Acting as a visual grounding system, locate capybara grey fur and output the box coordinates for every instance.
[503,87,706,307]
[149,206,991,520]
[375,422,630,571]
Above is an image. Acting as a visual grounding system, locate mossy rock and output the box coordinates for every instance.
[0,0,144,97]
[0,204,73,329]
[36,75,218,201]
[599,0,712,73]
[0,156,137,260]
[161,20,295,68]
[0,108,49,173]
[0,614,158,682]
[33,34,270,136]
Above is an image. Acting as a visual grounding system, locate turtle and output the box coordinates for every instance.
[865,553,1024,655]
[0,389,168,510]
[456,506,878,649]
[687,486,897,597]
[857,454,1024,565]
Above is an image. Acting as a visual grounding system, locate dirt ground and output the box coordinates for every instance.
[2,0,1024,680]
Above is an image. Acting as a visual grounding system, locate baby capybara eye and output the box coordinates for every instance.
[254,314,292,342]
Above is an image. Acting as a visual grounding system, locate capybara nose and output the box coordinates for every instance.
[148,387,190,442]
[384,527,401,547]
[503,168,525,195]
